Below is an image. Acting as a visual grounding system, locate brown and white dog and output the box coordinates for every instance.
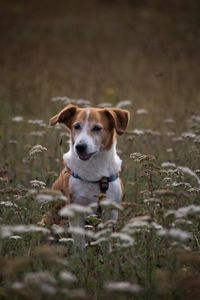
[47,104,129,248]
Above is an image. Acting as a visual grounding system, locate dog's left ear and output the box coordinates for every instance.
[49,104,77,129]
[104,108,129,135]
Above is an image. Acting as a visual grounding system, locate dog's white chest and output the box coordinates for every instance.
[69,177,122,207]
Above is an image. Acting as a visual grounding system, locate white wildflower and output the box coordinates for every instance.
[116,100,132,108]
[76,99,91,106]
[100,200,123,211]
[29,144,47,156]
[94,228,112,239]
[132,129,145,136]
[36,193,54,204]
[40,283,56,295]
[158,228,192,241]
[12,116,24,122]
[172,136,183,142]
[136,108,148,115]
[105,281,142,293]
[59,271,77,282]
[145,129,161,136]
[98,102,112,108]
[165,205,200,219]
[164,118,175,124]
[11,282,24,290]
[68,204,92,214]
[30,180,46,189]
[178,166,200,185]
[52,225,65,235]
[59,206,75,218]
[9,235,22,240]
[28,119,46,127]
[0,201,18,207]
[90,237,108,246]
[181,132,197,139]
[30,131,46,137]
[0,225,50,238]
[59,238,74,244]
[68,226,94,238]
[24,271,56,285]
[111,232,134,247]
[165,131,175,137]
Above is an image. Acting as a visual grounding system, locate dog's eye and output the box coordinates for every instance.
[73,123,81,130]
[92,124,102,132]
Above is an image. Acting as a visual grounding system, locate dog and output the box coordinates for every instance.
[42,104,129,248]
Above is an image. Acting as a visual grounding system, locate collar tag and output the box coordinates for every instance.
[99,177,109,193]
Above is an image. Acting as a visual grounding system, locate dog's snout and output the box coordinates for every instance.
[76,142,87,154]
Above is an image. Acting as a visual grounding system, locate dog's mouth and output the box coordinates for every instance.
[78,152,97,161]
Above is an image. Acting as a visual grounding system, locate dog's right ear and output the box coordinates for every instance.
[49,104,77,129]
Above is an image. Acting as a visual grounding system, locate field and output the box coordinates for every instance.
[1,0,200,299]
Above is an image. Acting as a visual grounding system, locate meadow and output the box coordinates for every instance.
[0,1,200,299]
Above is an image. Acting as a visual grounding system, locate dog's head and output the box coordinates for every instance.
[50,104,129,161]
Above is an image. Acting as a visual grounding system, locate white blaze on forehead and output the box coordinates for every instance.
[82,109,90,132]
[74,109,96,152]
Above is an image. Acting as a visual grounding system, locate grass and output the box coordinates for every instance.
[1,0,200,299]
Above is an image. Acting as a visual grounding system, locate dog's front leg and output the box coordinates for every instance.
[69,215,86,250]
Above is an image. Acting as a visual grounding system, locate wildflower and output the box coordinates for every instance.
[165,131,175,137]
[136,108,148,115]
[29,144,47,156]
[105,281,142,293]
[181,132,197,139]
[24,271,56,285]
[28,119,46,127]
[90,237,108,246]
[68,204,92,214]
[52,225,65,235]
[172,136,183,142]
[30,131,46,137]
[12,116,24,122]
[111,232,134,247]
[40,283,56,295]
[131,129,145,136]
[164,118,175,124]
[145,129,161,136]
[0,225,50,238]
[157,228,192,241]
[100,200,123,211]
[9,235,22,240]
[76,99,91,106]
[116,100,132,108]
[30,180,46,189]
[59,271,77,282]
[59,206,75,218]
[165,205,200,219]
[177,166,200,185]
[0,201,18,207]
[36,193,54,203]
[68,226,94,238]
[11,282,24,290]
[59,238,74,243]
[98,102,112,108]
[122,216,152,233]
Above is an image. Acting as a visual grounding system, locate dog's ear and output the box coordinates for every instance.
[104,108,129,135]
[49,104,77,129]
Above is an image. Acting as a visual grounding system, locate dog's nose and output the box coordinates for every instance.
[76,142,87,154]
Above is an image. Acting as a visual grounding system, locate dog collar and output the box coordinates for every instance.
[68,168,119,193]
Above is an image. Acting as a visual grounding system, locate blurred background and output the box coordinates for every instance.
[0,0,200,128]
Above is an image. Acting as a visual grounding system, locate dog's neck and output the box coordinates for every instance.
[63,141,122,181]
